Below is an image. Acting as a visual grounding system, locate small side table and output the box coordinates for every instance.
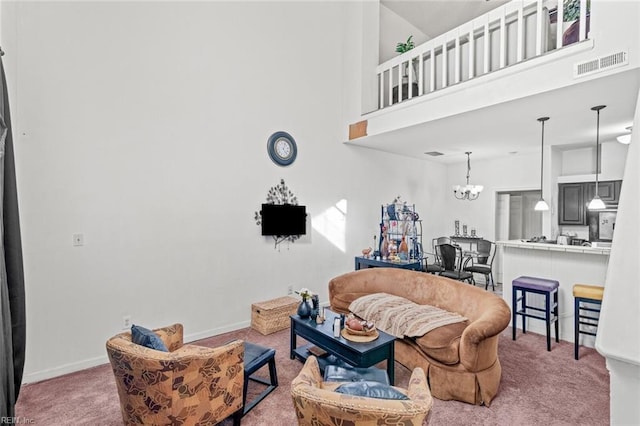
[243,341,278,415]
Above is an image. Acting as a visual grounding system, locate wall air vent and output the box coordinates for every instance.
[424,151,444,156]
[574,51,628,78]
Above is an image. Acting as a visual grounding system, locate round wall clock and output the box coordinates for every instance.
[267,131,297,166]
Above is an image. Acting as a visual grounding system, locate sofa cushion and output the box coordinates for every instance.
[331,292,370,313]
[131,325,169,352]
[413,320,469,365]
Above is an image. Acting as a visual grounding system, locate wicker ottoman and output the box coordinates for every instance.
[251,296,299,335]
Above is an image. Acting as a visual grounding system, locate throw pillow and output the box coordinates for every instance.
[131,324,169,352]
[334,381,408,400]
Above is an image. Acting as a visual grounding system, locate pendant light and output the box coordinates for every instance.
[534,117,550,211]
[453,152,483,200]
[588,105,606,210]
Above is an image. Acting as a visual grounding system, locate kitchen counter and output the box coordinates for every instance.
[498,240,610,347]
[497,240,611,255]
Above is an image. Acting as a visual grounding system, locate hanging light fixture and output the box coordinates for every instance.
[588,105,607,210]
[453,152,483,200]
[534,117,550,211]
[617,126,632,144]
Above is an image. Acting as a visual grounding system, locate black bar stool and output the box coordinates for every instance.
[573,284,604,360]
[512,275,559,351]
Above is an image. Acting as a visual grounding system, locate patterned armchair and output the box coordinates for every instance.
[106,323,244,426]
[291,356,432,426]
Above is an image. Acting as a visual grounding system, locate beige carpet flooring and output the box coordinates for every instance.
[15,325,607,425]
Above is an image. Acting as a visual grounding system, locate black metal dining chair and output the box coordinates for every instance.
[437,243,474,284]
[422,238,445,274]
[422,251,444,274]
[463,239,496,291]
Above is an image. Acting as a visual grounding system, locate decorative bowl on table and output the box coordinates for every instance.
[344,326,377,336]
[344,318,376,336]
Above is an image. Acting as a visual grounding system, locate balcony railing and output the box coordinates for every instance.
[377,0,590,109]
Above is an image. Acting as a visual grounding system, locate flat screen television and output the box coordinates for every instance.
[261,203,306,236]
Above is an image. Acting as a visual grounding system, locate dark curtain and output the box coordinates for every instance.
[0,50,26,418]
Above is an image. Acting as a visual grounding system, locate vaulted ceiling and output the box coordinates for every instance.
[381,0,509,39]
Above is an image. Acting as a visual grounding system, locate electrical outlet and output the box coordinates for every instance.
[287,285,293,295]
[122,315,132,330]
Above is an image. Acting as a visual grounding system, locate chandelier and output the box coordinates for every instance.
[453,152,483,201]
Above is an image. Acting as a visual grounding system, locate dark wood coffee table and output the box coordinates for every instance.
[290,309,396,384]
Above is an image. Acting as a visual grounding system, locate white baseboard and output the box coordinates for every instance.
[23,354,109,385]
[22,320,251,384]
[184,320,251,343]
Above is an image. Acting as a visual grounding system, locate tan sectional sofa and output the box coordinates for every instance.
[329,268,511,406]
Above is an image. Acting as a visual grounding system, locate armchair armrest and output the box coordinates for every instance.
[459,303,511,371]
[154,323,184,352]
[170,339,245,422]
[406,367,433,410]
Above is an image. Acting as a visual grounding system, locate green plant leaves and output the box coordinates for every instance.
[395,35,415,54]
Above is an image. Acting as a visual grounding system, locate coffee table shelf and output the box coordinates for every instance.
[290,309,396,384]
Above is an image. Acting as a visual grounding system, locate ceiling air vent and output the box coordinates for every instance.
[424,151,444,156]
[574,51,628,78]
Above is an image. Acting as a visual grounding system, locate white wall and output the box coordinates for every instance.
[442,152,540,242]
[559,140,628,180]
[1,1,447,382]
[596,87,640,425]
[378,4,428,64]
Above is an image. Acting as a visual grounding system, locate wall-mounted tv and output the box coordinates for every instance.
[261,203,307,236]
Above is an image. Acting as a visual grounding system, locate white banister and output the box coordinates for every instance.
[468,26,475,79]
[499,10,506,69]
[556,0,564,49]
[455,34,461,84]
[418,52,424,96]
[536,0,543,56]
[517,7,524,62]
[379,72,384,110]
[484,17,490,74]
[579,0,587,41]
[388,69,392,108]
[397,64,402,101]
[375,0,591,109]
[442,40,448,89]
[429,47,435,93]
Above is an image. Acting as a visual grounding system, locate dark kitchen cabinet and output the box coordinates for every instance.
[614,180,622,201]
[558,180,622,225]
[585,180,619,203]
[558,183,586,225]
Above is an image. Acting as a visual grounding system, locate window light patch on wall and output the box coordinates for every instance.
[312,199,347,252]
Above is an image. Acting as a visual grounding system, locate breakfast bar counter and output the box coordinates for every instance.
[497,240,610,347]
[498,240,612,255]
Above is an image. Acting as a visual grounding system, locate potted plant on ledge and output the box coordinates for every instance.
[392,35,420,104]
